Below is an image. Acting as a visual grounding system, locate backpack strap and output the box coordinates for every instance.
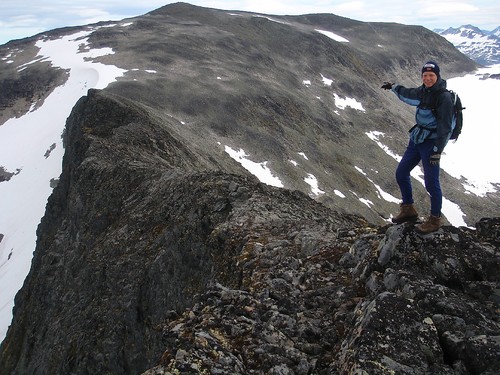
[429,88,449,109]
[417,88,452,120]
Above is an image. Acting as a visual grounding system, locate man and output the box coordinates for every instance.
[381,61,455,233]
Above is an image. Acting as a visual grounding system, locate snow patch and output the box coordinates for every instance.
[304,173,324,196]
[321,74,333,86]
[333,93,365,112]
[315,29,349,43]
[298,152,309,160]
[224,146,283,188]
[334,190,346,198]
[253,15,289,25]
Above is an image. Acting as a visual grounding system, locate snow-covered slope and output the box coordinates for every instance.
[492,26,500,38]
[0,25,128,342]
[437,25,500,65]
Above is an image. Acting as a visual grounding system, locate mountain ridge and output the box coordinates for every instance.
[436,24,500,65]
[0,3,499,374]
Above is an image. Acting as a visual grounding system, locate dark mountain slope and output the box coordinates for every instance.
[0,89,365,373]
[1,3,488,225]
[78,2,487,224]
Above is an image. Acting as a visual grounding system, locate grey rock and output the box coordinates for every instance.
[377,224,405,266]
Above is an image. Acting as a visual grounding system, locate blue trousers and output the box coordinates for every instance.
[396,139,442,217]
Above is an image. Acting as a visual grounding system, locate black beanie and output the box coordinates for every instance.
[422,61,440,76]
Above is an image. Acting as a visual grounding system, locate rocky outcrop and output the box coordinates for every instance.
[0,166,15,182]
[0,59,67,125]
[142,219,500,375]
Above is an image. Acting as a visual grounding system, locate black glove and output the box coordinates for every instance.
[430,153,441,166]
[381,82,394,90]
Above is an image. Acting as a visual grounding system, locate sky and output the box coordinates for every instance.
[1,22,499,342]
[1,0,500,45]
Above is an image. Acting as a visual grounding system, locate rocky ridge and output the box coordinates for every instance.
[141,218,500,374]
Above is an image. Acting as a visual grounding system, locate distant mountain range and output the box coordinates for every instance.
[435,25,500,65]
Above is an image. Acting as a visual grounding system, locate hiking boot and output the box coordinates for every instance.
[415,215,442,234]
[392,204,418,224]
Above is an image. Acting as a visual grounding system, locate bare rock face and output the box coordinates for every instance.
[142,220,500,375]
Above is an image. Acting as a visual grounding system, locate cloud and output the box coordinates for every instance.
[330,1,364,13]
[6,14,40,27]
[0,0,499,44]
[417,1,478,16]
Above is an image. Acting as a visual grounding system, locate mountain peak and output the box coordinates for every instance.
[436,24,500,65]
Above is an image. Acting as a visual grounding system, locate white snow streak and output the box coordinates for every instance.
[332,93,366,112]
[355,166,400,205]
[304,173,325,196]
[253,15,289,25]
[298,152,309,160]
[334,190,346,198]
[315,29,349,43]
[224,146,284,188]
[321,74,333,86]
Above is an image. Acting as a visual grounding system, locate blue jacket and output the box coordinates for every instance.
[391,78,455,154]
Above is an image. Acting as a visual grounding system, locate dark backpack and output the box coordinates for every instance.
[432,88,465,141]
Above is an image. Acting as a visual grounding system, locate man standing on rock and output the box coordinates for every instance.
[381,61,455,234]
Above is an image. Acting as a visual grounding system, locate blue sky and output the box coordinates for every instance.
[1,1,499,44]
